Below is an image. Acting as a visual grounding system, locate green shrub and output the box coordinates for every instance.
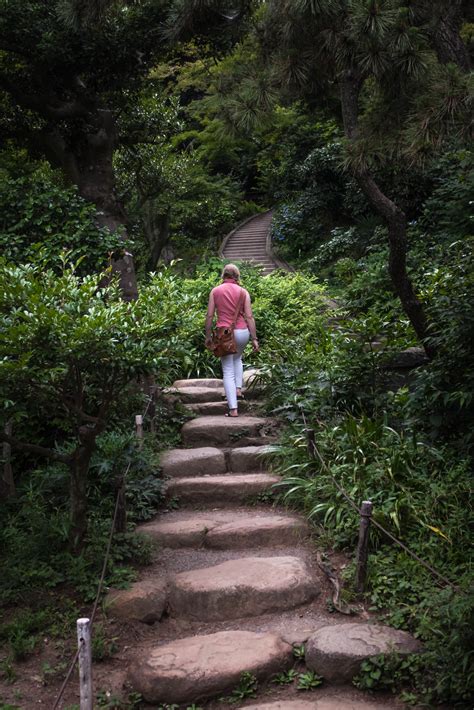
[0,172,125,273]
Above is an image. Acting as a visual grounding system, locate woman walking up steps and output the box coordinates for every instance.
[205,264,259,417]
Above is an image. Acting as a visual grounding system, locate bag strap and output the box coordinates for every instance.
[230,288,246,328]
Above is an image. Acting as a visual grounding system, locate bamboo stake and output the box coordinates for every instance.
[135,414,143,447]
[114,474,127,534]
[355,500,373,593]
[77,618,93,710]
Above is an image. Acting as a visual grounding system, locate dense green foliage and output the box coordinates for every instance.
[240,267,472,706]
[0,166,125,273]
[0,1,472,707]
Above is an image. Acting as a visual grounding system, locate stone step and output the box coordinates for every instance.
[224,250,269,255]
[181,415,278,447]
[233,226,270,231]
[127,630,292,704]
[172,378,222,389]
[168,385,224,403]
[225,237,266,242]
[242,698,398,710]
[243,262,277,268]
[139,511,308,549]
[242,257,275,263]
[227,243,267,248]
[227,237,267,241]
[160,444,270,478]
[305,623,422,683]
[105,579,167,623]
[226,238,266,243]
[168,555,318,620]
[225,247,268,252]
[160,446,226,478]
[224,255,270,260]
[229,445,272,471]
[185,399,250,415]
[165,473,280,503]
[226,258,273,263]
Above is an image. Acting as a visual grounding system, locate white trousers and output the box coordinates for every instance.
[221,328,250,410]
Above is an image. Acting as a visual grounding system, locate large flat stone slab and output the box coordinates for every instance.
[181,415,278,447]
[173,378,222,389]
[165,473,280,504]
[169,556,318,620]
[160,447,225,477]
[305,623,422,682]
[206,514,308,549]
[242,698,394,709]
[229,445,272,471]
[168,386,224,403]
[127,630,292,704]
[138,517,218,548]
[185,400,249,415]
[105,580,167,623]
[139,512,307,549]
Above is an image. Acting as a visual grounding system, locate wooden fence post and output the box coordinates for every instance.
[135,414,143,447]
[305,428,316,458]
[355,500,373,593]
[77,618,93,710]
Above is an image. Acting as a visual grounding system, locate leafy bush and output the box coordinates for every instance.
[0,171,125,273]
[242,264,473,707]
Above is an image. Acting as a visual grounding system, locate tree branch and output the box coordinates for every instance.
[0,433,71,464]
[0,74,89,120]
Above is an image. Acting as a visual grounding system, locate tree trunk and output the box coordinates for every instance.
[340,73,434,357]
[144,204,172,271]
[69,439,95,554]
[42,110,138,301]
[355,173,433,353]
[414,0,471,72]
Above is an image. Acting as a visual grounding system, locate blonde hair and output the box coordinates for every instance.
[221,263,241,282]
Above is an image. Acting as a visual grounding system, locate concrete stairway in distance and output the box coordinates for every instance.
[220,211,287,275]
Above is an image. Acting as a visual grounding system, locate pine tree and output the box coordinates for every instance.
[261,0,471,354]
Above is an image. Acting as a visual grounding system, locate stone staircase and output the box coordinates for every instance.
[220,212,287,275]
[106,375,421,708]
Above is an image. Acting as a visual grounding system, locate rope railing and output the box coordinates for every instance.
[298,408,461,594]
[52,392,155,710]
